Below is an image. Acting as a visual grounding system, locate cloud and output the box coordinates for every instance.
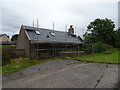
[2,6,31,37]
[1,0,118,38]
[118,1,120,27]
[62,2,118,26]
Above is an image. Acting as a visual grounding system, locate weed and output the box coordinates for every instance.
[106,64,109,68]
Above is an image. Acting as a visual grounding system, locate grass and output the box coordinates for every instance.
[2,49,119,74]
[0,45,16,47]
[0,66,2,74]
[74,49,119,64]
[2,57,48,74]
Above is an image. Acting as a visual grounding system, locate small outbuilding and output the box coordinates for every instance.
[0,34,10,43]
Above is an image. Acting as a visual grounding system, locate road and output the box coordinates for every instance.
[2,62,118,88]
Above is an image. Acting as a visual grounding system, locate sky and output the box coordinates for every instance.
[0,0,119,38]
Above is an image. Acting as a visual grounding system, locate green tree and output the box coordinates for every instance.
[11,34,18,42]
[112,30,120,48]
[84,18,115,45]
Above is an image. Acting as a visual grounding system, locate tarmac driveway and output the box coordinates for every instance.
[2,60,118,88]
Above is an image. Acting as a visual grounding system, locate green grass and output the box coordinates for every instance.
[2,49,119,74]
[0,66,2,74]
[0,45,16,47]
[74,49,119,64]
[2,57,48,74]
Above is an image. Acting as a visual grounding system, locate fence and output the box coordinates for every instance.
[2,47,25,56]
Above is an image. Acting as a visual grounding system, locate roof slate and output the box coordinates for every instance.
[23,25,83,44]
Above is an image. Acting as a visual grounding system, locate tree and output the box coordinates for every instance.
[112,30,120,48]
[11,34,18,42]
[84,18,115,45]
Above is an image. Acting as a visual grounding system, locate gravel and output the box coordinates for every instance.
[22,59,79,75]
[2,59,80,81]
[2,60,118,88]
[2,63,118,88]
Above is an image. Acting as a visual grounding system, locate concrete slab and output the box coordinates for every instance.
[21,59,80,76]
[3,63,116,88]
[96,65,118,88]
[2,60,118,88]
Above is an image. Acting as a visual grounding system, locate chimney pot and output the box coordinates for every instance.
[68,25,74,35]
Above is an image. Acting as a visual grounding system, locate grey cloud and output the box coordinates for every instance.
[62,2,118,28]
[2,7,30,37]
[118,1,120,27]
[1,1,118,38]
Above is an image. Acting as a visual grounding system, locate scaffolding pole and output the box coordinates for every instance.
[65,25,67,52]
[33,20,35,59]
[53,22,55,58]
[75,26,77,57]
[36,19,39,59]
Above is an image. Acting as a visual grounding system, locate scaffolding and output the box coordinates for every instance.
[31,24,83,59]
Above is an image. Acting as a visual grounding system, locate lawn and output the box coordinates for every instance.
[0,45,16,47]
[2,49,119,74]
[0,66,2,74]
[2,57,48,74]
[74,49,119,64]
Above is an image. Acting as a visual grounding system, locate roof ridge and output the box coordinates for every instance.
[22,25,68,33]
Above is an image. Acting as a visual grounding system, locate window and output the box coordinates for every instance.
[50,32,55,36]
[35,30,40,35]
[47,35,49,38]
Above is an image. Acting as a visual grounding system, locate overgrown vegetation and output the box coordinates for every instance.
[74,49,119,64]
[0,67,2,74]
[83,42,113,54]
[81,18,119,64]
[2,57,48,74]
[2,50,19,65]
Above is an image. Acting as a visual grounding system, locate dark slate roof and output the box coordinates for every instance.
[23,25,83,44]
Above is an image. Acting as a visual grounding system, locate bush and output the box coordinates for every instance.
[103,50,112,54]
[83,42,113,54]
[83,45,92,54]
[2,50,19,66]
[2,51,11,65]
[94,42,113,53]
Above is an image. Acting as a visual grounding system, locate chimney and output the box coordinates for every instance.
[68,25,74,35]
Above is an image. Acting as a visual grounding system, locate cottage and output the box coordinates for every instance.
[0,34,10,43]
[16,25,84,58]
